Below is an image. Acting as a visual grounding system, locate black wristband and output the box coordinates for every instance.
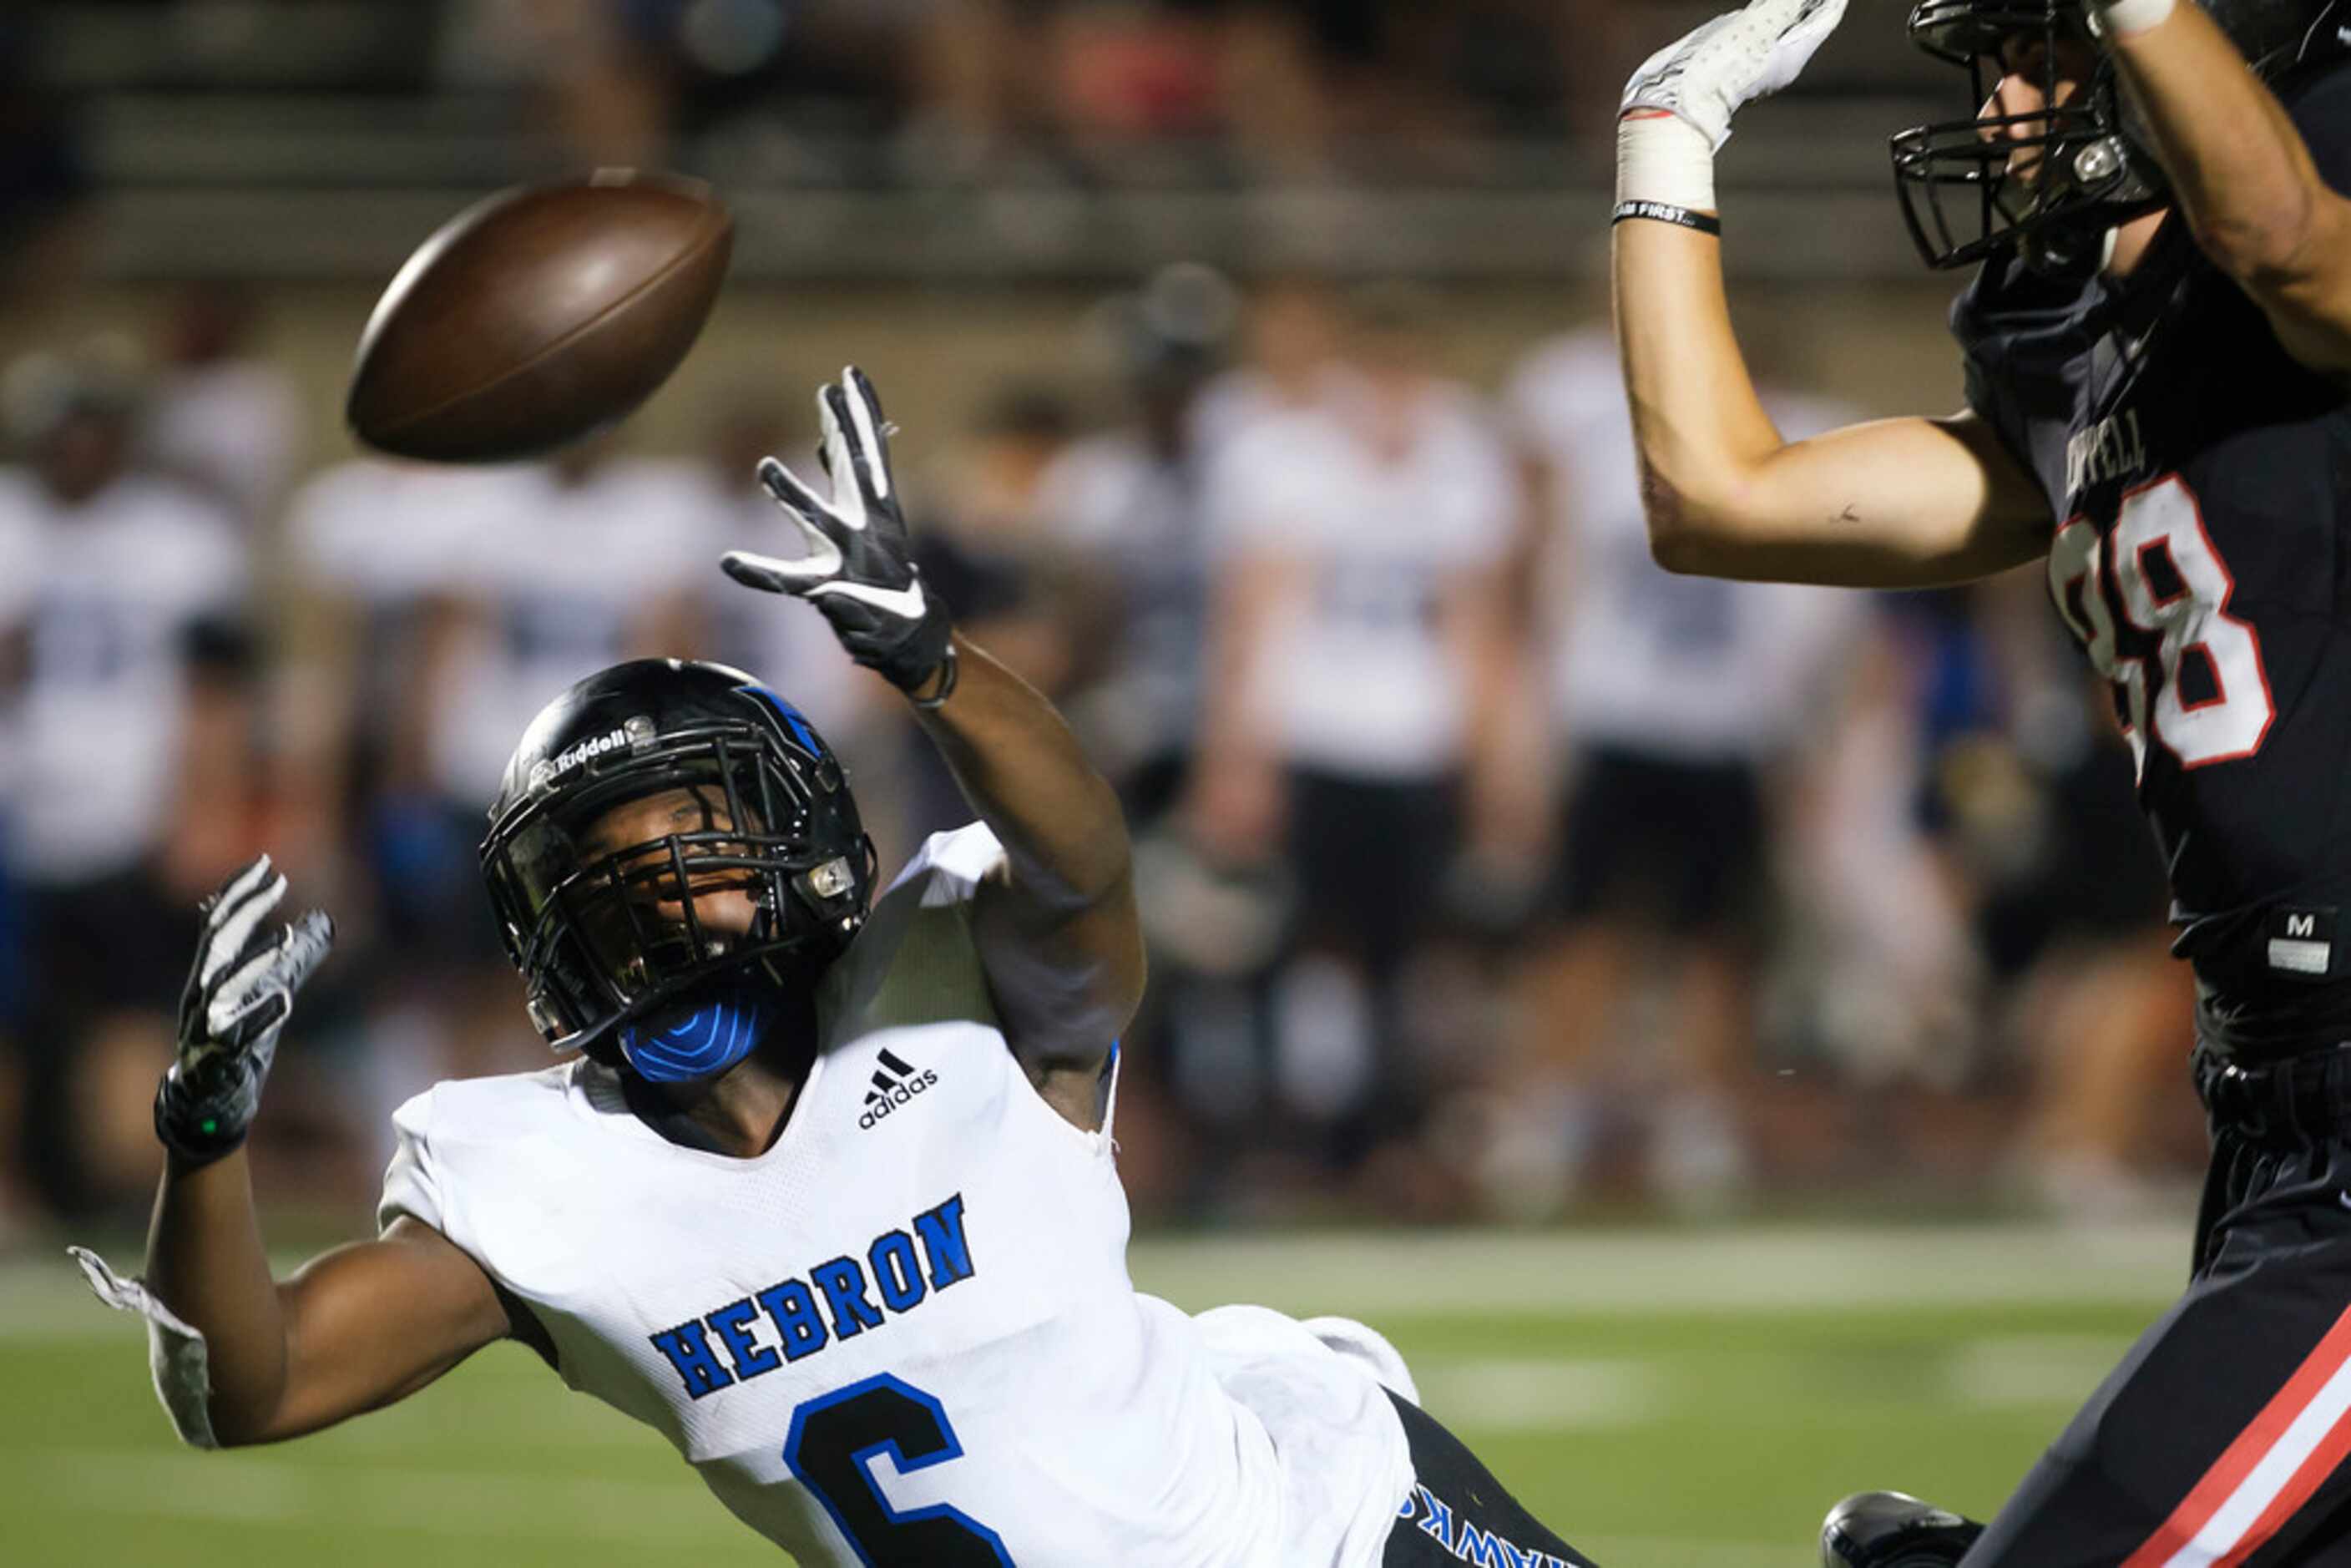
[908,643,960,711]
[1611,200,1722,236]
[154,1073,249,1166]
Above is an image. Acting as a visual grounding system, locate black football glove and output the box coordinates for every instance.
[154,855,334,1165]
[725,366,955,696]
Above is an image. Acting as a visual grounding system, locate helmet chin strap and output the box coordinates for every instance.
[618,979,781,1083]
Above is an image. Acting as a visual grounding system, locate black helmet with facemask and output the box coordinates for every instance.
[1892,0,2349,270]
[478,658,874,1069]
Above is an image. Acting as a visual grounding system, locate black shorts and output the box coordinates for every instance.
[1383,1390,1599,1567]
[1547,747,1762,937]
[1964,1046,2351,1565]
[1287,769,1459,972]
[18,863,192,1046]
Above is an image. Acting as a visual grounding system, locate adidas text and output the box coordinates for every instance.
[860,1047,940,1130]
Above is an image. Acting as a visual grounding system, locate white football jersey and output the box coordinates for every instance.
[1506,330,1867,763]
[381,825,1413,1566]
[1204,378,1518,781]
[426,457,717,803]
[2,471,247,882]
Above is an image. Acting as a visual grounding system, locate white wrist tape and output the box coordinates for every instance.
[1616,113,1719,214]
[2095,0,2176,38]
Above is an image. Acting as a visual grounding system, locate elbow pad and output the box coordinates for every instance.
[70,1247,221,1450]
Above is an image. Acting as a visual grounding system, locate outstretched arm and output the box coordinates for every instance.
[1613,0,2052,585]
[2096,0,2351,372]
[723,369,1142,1126]
[142,1155,511,1444]
[913,637,1144,1123]
[88,857,513,1448]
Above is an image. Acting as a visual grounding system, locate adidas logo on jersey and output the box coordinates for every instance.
[858,1047,938,1130]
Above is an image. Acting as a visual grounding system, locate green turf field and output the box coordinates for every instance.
[1,1222,2191,1567]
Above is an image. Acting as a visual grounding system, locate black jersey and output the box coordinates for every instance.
[1954,63,2351,1058]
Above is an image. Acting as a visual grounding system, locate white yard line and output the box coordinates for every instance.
[2,1223,2187,1346]
[1946,1333,2140,1409]
[1126,1222,2188,1316]
[1415,1358,1666,1433]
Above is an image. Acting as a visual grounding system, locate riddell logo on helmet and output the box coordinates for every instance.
[859,1047,939,1130]
[530,716,658,792]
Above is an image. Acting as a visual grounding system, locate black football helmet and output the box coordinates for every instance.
[478,658,874,1060]
[1892,0,2349,270]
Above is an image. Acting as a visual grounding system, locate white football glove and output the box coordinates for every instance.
[154,855,333,1163]
[1617,0,1848,215]
[1622,0,1848,149]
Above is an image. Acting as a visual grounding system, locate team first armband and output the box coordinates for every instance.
[1611,200,1723,236]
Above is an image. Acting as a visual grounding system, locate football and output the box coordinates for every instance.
[346,171,733,463]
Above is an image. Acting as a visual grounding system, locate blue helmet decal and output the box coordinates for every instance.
[742,684,823,758]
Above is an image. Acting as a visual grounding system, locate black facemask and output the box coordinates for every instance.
[1891,0,2167,271]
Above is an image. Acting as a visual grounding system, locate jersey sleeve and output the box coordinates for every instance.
[377,1087,450,1238]
[1950,280,2041,483]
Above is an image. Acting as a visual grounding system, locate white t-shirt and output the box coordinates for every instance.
[146,359,301,525]
[427,458,716,803]
[1507,331,1867,764]
[289,458,545,771]
[290,458,521,609]
[683,467,869,746]
[3,472,247,882]
[1206,379,1517,780]
[380,825,1414,1567]
[0,486,44,818]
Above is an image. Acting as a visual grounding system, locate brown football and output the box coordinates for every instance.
[346,172,733,463]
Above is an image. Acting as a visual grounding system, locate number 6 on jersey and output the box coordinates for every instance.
[784,1374,1015,1565]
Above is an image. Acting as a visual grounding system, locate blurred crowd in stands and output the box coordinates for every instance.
[0,263,2204,1245]
[10,0,1630,185]
[427,0,1632,175]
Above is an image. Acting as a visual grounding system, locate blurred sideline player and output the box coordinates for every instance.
[1490,326,1868,1215]
[281,455,553,1161]
[78,370,1600,1568]
[1035,264,1241,1210]
[0,355,251,1222]
[397,434,714,1085]
[1615,0,2351,1560]
[1193,283,1520,1182]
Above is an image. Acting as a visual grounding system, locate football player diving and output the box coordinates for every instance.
[1615,0,2351,1561]
[73,370,1599,1568]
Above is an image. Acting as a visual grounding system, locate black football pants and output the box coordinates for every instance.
[1963,1048,2351,1566]
[1382,1390,1600,1567]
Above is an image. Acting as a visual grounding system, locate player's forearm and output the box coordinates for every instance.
[2105,0,2336,286]
[145,1151,292,1444]
[1611,217,1789,563]
[914,635,1132,918]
